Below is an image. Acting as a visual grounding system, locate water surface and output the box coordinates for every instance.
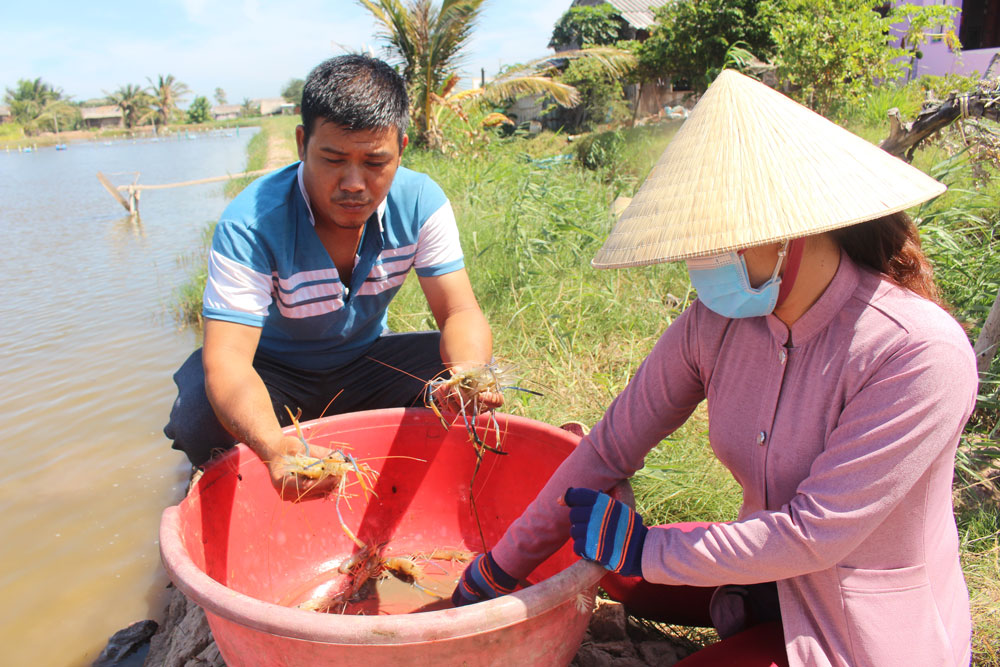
[0,129,258,666]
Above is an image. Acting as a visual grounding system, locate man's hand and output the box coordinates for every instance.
[264,436,343,501]
[432,366,505,415]
[564,487,648,577]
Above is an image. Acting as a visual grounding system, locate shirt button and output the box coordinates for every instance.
[757,431,767,446]
[779,349,787,365]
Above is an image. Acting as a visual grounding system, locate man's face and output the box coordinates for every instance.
[296,120,407,231]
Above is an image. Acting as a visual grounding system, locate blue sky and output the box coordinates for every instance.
[1,0,569,106]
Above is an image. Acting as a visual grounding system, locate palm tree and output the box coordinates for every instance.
[359,0,486,147]
[358,0,635,148]
[240,97,259,118]
[3,78,77,134]
[105,84,154,129]
[147,74,191,127]
[35,98,79,135]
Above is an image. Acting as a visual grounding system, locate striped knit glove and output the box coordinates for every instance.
[565,487,647,578]
[451,552,519,607]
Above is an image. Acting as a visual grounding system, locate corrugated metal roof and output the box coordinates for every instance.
[608,0,672,29]
[572,0,673,30]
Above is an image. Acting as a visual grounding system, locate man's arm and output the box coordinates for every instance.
[419,268,492,366]
[418,269,502,409]
[202,319,337,499]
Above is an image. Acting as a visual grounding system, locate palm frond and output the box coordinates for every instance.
[510,46,637,81]
[470,76,581,108]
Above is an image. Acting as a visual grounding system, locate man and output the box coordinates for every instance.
[164,55,499,498]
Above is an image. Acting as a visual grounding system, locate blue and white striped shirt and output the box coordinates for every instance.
[203,162,464,370]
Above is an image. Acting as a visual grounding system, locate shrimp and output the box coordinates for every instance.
[299,544,386,613]
[424,363,517,447]
[279,405,378,498]
[425,548,475,564]
[360,358,543,551]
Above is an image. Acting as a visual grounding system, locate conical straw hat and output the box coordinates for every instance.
[592,69,946,268]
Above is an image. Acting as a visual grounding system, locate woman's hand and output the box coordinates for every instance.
[564,487,648,577]
[451,552,519,606]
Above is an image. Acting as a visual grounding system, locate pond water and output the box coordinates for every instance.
[0,128,259,666]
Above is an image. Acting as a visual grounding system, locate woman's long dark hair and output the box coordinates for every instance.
[830,211,944,307]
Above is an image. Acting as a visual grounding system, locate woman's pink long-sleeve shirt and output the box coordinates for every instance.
[492,252,978,667]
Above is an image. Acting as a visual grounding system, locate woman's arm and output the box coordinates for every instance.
[640,334,978,587]
[491,305,707,578]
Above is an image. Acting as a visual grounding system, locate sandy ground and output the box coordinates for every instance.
[265,133,297,169]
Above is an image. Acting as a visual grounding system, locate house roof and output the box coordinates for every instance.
[0,105,10,118]
[257,97,292,115]
[572,0,673,30]
[81,105,123,120]
[212,104,242,116]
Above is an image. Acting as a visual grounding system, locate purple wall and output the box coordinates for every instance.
[892,0,999,78]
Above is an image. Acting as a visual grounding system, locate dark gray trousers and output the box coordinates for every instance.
[163,331,444,466]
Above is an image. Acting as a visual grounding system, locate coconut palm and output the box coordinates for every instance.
[34,98,79,135]
[105,84,154,129]
[359,0,486,147]
[147,74,191,127]
[428,47,635,147]
[3,78,75,133]
[358,0,635,148]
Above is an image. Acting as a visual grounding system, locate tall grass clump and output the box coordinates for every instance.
[172,221,216,327]
[838,81,924,131]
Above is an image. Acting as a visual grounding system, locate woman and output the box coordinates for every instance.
[452,71,978,667]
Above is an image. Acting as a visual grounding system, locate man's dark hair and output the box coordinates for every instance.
[300,55,409,148]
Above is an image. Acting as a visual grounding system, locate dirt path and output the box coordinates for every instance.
[265,132,297,170]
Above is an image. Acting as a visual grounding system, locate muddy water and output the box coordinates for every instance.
[0,129,259,666]
[282,554,467,616]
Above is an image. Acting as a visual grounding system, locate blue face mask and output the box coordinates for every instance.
[685,243,788,318]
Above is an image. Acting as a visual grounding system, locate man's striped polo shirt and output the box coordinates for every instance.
[202,162,464,370]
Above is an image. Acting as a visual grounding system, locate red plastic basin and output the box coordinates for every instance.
[159,408,625,666]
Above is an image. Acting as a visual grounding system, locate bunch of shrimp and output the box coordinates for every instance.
[279,405,378,502]
[424,362,542,450]
[424,363,543,550]
[298,543,387,613]
[297,548,456,613]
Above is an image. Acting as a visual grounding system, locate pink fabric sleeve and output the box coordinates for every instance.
[491,306,707,579]
[640,333,977,587]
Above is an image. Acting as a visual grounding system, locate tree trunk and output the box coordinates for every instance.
[630,81,642,128]
[878,89,1000,161]
[975,289,1000,375]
